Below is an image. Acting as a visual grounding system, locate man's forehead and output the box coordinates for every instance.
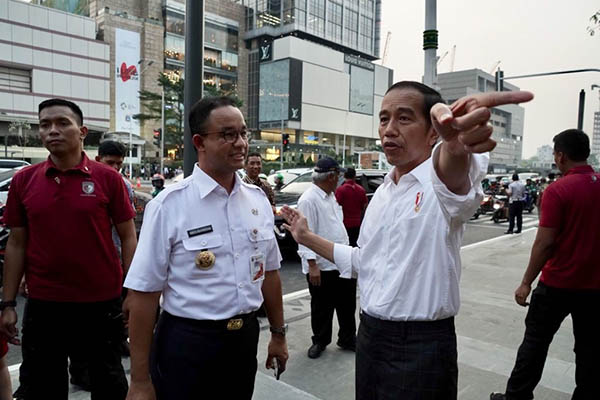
[381,88,424,111]
[247,155,261,162]
[39,105,78,121]
[208,105,245,127]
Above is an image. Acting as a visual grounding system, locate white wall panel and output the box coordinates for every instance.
[0,0,7,20]
[0,43,11,63]
[302,62,349,111]
[48,9,66,32]
[12,45,32,65]
[346,112,374,138]
[28,5,48,29]
[52,53,70,72]
[52,72,70,97]
[70,57,88,76]
[32,49,51,67]
[32,29,51,49]
[301,103,347,135]
[0,92,12,110]
[88,41,105,59]
[12,93,33,111]
[32,69,52,93]
[0,22,11,42]
[11,25,32,46]
[71,75,88,99]
[7,0,27,24]
[67,15,83,37]
[372,94,383,136]
[89,60,104,78]
[84,20,95,39]
[374,65,389,96]
[52,33,70,52]
[274,36,344,72]
[70,38,87,56]
[88,78,104,100]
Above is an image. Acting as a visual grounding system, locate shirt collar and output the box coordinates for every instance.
[311,183,330,199]
[384,157,432,186]
[44,152,92,176]
[192,163,241,199]
[564,165,594,176]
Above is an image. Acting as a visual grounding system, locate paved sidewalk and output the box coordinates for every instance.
[10,228,575,399]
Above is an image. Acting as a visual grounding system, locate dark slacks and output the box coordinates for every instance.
[150,311,259,400]
[508,200,524,232]
[20,298,128,400]
[346,226,361,247]
[307,270,357,347]
[505,282,600,400]
[356,312,457,400]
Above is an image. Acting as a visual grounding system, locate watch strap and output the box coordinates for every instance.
[269,324,288,336]
[0,300,17,310]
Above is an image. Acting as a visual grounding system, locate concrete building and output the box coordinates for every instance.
[0,0,109,162]
[240,0,391,164]
[592,111,600,160]
[533,144,554,170]
[437,69,526,172]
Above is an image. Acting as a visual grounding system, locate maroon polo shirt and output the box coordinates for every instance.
[539,165,600,289]
[5,153,136,302]
[335,180,368,228]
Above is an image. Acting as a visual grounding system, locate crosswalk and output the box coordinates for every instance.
[468,212,539,229]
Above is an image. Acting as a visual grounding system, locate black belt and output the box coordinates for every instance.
[360,310,454,333]
[162,311,257,331]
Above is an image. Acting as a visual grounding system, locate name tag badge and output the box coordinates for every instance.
[250,252,265,283]
[187,225,213,238]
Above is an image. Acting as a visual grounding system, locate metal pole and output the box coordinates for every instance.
[183,0,204,177]
[129,121,133,178]
[342,134,346,167]
[161,89,165,175]
[423,0,437,88]
[280,101,283,170]
[578,89,585,130]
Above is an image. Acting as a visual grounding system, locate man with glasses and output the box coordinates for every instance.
[297,157,355,359]
[124,96,288,400]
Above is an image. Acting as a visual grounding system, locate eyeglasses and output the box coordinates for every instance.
[201,129,248,144]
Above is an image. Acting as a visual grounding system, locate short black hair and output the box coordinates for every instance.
[246,151,262,163]
[552,129,590,162]
[385,81,445,125]
[98,140,127,158]
[189,96,237,135]
[39,98,84,125]
[512,173,519,181]
[548,173,555,180]
[344,167,356,179]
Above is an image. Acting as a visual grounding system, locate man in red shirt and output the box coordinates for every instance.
[491,129,600,400]
[335,167,367,247]
[0,98,137,400]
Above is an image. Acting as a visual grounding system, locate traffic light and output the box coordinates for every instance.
[153,128,162,147]
[495,69,504,91]
[282,133,290,152]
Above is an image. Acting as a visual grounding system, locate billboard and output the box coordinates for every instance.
[115,29,140,136]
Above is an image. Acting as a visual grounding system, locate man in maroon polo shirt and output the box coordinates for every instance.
[0,98,137,400]
[335,167,368,247]
[491,129,600,400]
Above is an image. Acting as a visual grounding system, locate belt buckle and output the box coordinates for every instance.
[227,318,243,330]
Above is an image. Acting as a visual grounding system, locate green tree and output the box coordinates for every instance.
[134,74,185,158]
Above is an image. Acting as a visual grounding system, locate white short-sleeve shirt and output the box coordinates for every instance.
[124,164,282,321]
[334,145,489,321]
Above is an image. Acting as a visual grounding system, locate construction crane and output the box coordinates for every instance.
[449,45,456,72]
[489,60,501,74]
[437,50,449,66]
[381,31,392,66]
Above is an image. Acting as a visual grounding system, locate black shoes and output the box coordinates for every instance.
[504,230,513,234]
[490,393,506,400]
[336,340,356,352]
[307,343,325,359]
[514,230,521,234]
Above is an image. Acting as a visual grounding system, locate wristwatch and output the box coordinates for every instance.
[269,324,288,337]
[0,300,17,310]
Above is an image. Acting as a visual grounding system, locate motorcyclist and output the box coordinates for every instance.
[274,173,284,191]
[151,173,165,198]
[525,178,538,207]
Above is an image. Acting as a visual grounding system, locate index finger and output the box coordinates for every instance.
[452,91,534,114]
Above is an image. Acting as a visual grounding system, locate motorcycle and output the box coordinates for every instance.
[491,194,509,223]
[471,192,495,220]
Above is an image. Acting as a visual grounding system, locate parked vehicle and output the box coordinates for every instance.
[267,168,311,187]
[472,192,495,219]
[273,169,386,251]
[0,159,30,172]
[492,194,509,223]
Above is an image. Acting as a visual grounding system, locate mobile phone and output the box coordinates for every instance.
[273,358,283,380]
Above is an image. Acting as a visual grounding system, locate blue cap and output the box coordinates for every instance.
[314,157,345,173]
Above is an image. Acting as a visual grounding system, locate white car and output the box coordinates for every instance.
[0,159,30,172]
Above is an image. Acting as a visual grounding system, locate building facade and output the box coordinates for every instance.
[437,69,525,172]
[241,0,390,164]
[592,111,600,161]
[0,0,109,161]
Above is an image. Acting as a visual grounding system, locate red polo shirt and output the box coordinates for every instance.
[539,165,600,289]
[5,153,135,302]
[335,180,367,228]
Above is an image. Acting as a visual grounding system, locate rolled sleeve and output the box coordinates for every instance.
[265,235,283,271]
[123,199,169,292]
[431,143,489,222]
[296,199,318,261]
[334,243,360,279]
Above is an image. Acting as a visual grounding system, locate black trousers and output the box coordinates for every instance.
[356,312,457,400]
[505,282,600,400]
[307,270,357,347]
[150,311,259,400]
[508,200,524,232]
[346,226,361,247]
[20,298,128,400]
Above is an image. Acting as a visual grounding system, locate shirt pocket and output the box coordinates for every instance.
[181,233,224,277]
[246,228,274,256]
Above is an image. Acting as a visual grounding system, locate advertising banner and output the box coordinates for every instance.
[115,28,140,135]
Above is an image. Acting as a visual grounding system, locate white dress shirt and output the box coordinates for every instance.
[508,181,526,202]
[124,164,281,321]
[334,145,488,321]
[297,183,349,274]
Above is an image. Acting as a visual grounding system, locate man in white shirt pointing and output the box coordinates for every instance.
[297,157,355,359]
[281,81,533,400]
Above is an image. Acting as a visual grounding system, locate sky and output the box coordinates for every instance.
[380,0,600,158]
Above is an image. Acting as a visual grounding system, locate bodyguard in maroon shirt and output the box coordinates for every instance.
[0,99,137,400]
[335,167,367,247]
[491,129,600,400]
